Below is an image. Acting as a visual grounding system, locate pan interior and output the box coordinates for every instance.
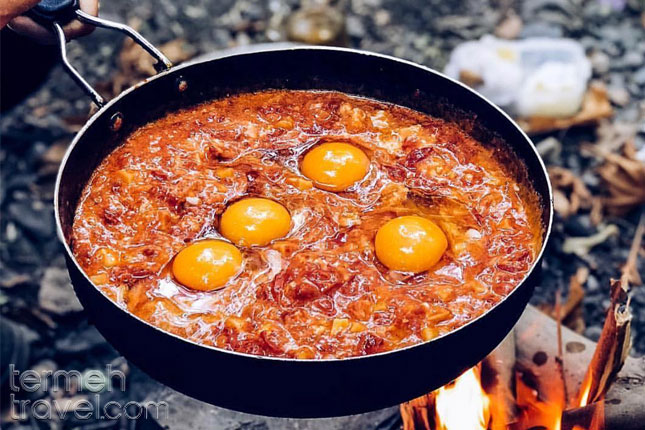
[56,47,552,361]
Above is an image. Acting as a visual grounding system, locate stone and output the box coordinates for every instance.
[54,325,107,354]
[622,51,644,68]
[536,136,562,163]
[38,266,83,315]
[608,86,630,106]
[589,50,610,75]
[520,21,564,38]
[7,201,55,240]
[633,66,645,85]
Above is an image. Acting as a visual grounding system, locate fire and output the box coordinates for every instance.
[403,363,575,430]
[577,376,592,407]
[434,367,490,430]
[515,370,563,430]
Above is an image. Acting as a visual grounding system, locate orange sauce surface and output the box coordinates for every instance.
[71,90,542,358]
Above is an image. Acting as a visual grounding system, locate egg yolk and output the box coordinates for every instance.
[220,198,291,246]
[301,142,370,191]
[172,240,242,291]
[375,216,448,273]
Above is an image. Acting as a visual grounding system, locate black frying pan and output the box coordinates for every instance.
[29,0,553,418]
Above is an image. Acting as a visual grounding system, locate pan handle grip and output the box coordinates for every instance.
[26,0,173,108]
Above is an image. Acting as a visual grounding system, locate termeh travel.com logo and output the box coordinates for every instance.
[8,365,168,421]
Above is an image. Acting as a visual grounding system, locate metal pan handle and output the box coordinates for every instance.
[26,0,173,108]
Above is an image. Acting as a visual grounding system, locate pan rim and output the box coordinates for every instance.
[54,45,554,364]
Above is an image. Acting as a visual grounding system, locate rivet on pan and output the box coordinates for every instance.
[176,77,188,93]
[110,112,124,132]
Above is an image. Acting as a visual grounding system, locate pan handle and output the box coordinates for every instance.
[26,0,173,108]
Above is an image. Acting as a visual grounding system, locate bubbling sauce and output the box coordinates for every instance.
[71,90,543,359]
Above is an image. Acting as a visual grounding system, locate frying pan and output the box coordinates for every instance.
[31,0,553,418]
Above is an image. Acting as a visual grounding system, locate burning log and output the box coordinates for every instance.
[481,332,518,430]
[560,218,643,430]
[401,394,435,430]
[400,333,517,430]
[515,305,644,430]
[561,356,645,430]
[574,279,631,407]
[400,304,645,430]
[514,306,567,430]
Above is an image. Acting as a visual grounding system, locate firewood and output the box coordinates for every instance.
[561,355,645,430]
[482,332,518,430]
[400,333,517,430]
[515,308,567,407]
[575,279,631,407]
[570,215,640,408]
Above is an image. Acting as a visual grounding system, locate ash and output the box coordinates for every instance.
[1,0,643,429]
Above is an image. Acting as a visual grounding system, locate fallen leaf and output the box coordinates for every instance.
[553,188,572,218]
[548,166,595,218]
[593,120,638,154]
[564,267,587,326]
[98,19,197,99]
[458,69,484,87]
[40,140,69,165]
[621,214,644,286]
[586,141,645,216]
[517,82,613,135]
[562,224,619,257]
[0,274,31,288]
[119,37,195,78]
[539,267,587,333]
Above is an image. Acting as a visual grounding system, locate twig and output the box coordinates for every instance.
[621,212,644,285]
[555,289,569,405]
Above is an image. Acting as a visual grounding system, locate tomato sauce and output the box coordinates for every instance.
[71,90,543,359]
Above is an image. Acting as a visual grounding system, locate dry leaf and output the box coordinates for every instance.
[119,37,194,78]
[593,120,638,153]
[621,214,644,286]
[0,274,31,288]
[40,140,69,165]
[585,141,645,216]
[562,224,619,257]
[459,69,484,87]
[548,167,595,218]
[517,82,613,135]
[539,267,587,334]
[98,18,196,99]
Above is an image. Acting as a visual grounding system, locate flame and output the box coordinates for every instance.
[405,362,585,430]
[434,367,490,430]
[577,376,592,407]
[515,371,563,430]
